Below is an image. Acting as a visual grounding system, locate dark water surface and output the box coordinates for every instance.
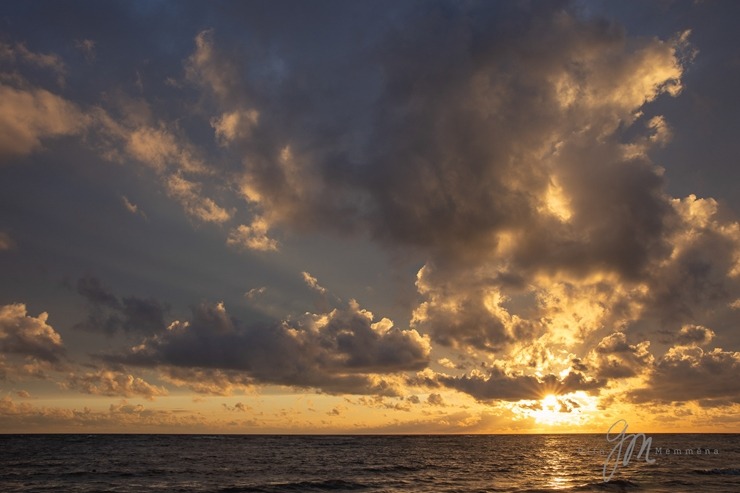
[1,434,738,492]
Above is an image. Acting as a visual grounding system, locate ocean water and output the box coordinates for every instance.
[1,434,738,492]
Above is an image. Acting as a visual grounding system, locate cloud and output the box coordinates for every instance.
[411,264,541,351]
[75,277,168,336]
[160,367,254,396]
[588,332,654,379]
[164,174,232,223]
[227,217,278,251]
[93,103,232,224]
[244,287,267,300]
[110,299,430,396]
[426,393,445,406]
[0,41,65,79]
[123,125,207,175]
[178,6,718,370]
[65,370,168,400]
[301,271,327,294]
[0,396,212,433]
[1,2,738,420]
[675,324,715,346]
[121,195,147,220]
[438,367,603,402]
[204,6,686,275]
[223,402,250,412]
[0,84,88,160]
[186,29,239,104]
[630,346,740,403]
[211,109,259,146]
[0,303,65,364]
[74,39,96,62]
[640,195,740,330]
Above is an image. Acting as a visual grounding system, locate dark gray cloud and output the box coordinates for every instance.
[438,367,603,402]
[589,332,654,379]
[211,3,680,276]
[675,324,715,346]
[109,299,430,396]
[75,276,168,336]
[630,346,740,403]
[639,197,740,333]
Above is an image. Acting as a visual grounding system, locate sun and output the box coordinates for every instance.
[511,391,599,427]
[542,394,559,410]
[536,394,564,425]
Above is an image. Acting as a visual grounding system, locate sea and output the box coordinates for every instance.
[1,434,738,492]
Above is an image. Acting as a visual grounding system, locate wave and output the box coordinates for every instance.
[573,478,639,491]
[361,464,425,473]
[693,467,740,475]
[219,479,369,492]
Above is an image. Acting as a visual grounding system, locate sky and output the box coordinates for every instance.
[1,0,740,434]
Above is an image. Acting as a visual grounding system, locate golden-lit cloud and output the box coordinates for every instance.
[0,303,65,364]
[227,217,278,251]
[165,174,232,223]
[64,369,168,400]
[301,271,327,294]
[211,109,259,146]
[0,84,88,159]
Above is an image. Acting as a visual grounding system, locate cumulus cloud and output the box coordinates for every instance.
[2,2,739,416]
[438,367,602,402]
[675,324,715,346]
[65,369,168,400]
[426,393,445,406]
[630,346,740,403]
[175,6,723,385]
[0,303,65,364]
[588,332,654,379]
[110,299,430,396]
[75,276,168,336]
[640,195,740,329]
[201,6,686,274]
